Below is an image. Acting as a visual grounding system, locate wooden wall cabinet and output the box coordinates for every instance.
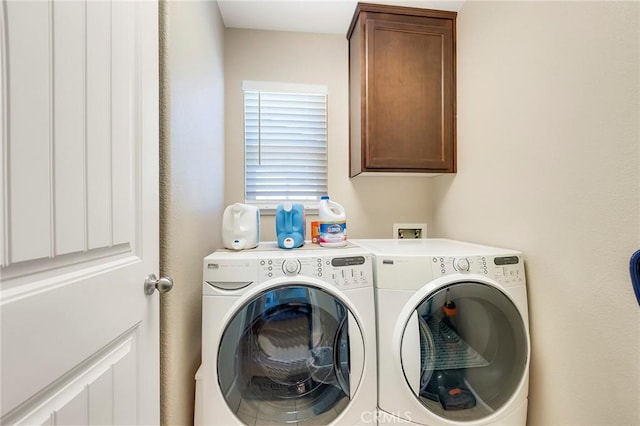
[347,3,457,176]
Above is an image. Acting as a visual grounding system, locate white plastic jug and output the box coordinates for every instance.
[222,203,260,250]
[318,196,347,247]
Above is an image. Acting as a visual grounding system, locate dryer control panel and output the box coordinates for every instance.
[258,255,373,289]
[431,255,525,286]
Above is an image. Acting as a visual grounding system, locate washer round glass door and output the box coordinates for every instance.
[401,282,528,422]
[218,284,363,424]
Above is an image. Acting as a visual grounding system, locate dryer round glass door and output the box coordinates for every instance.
[217,284,364,425]
[401,282,528,422]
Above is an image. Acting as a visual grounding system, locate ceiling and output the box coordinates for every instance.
[217,0,465,35]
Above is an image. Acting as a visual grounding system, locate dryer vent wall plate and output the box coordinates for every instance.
[393,223,427,239]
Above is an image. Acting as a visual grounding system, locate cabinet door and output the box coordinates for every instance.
[363,18,455,173]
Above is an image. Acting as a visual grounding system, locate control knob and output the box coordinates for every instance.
[283,259,301,275]
[454,257,470,272]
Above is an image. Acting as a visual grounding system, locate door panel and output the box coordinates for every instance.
[52,0,85,257]
[1,1,159,424]
[86,0,114,251]
[110,0,135,246]
[4,0,51,264]
[13,331,137,426]
[2,0,138,274]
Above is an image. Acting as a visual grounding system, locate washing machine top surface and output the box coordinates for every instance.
[351,238,521,257]
[205,240,365,260]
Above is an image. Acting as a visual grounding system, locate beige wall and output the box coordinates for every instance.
[432,2,640,425]
[159,1,225,425]
[224,29,435,241]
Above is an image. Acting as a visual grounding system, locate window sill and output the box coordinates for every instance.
[247,202,319,216]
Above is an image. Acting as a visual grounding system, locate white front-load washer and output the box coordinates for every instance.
[195,243,377,426]
[352,239,530,426]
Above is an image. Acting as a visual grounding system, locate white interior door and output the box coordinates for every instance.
[1,1,160,424]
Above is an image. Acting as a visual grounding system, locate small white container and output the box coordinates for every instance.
[222,203,260,250]
[318,196,347,247]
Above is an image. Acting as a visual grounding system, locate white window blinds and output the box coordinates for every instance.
[243,81,328,206]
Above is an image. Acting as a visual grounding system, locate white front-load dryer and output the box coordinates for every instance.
[195,243,377,426]
[352,239,530,426]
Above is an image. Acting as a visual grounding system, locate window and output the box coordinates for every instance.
[243,81,328,211]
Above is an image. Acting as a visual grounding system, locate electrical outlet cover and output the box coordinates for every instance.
[393,223,427,239]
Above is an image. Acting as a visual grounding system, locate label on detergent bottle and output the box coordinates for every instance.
[319,221,347,246]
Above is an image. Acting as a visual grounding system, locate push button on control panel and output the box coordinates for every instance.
[494,264,524,284]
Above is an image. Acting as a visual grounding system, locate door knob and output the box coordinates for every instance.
[144,274,174,295]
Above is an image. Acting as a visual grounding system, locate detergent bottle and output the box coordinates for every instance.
[318,196,347,247]
[275,202,305,249]
[222,203,260,250]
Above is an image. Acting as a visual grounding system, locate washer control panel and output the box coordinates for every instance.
[431,255,525,285]
[258,254,373,289]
